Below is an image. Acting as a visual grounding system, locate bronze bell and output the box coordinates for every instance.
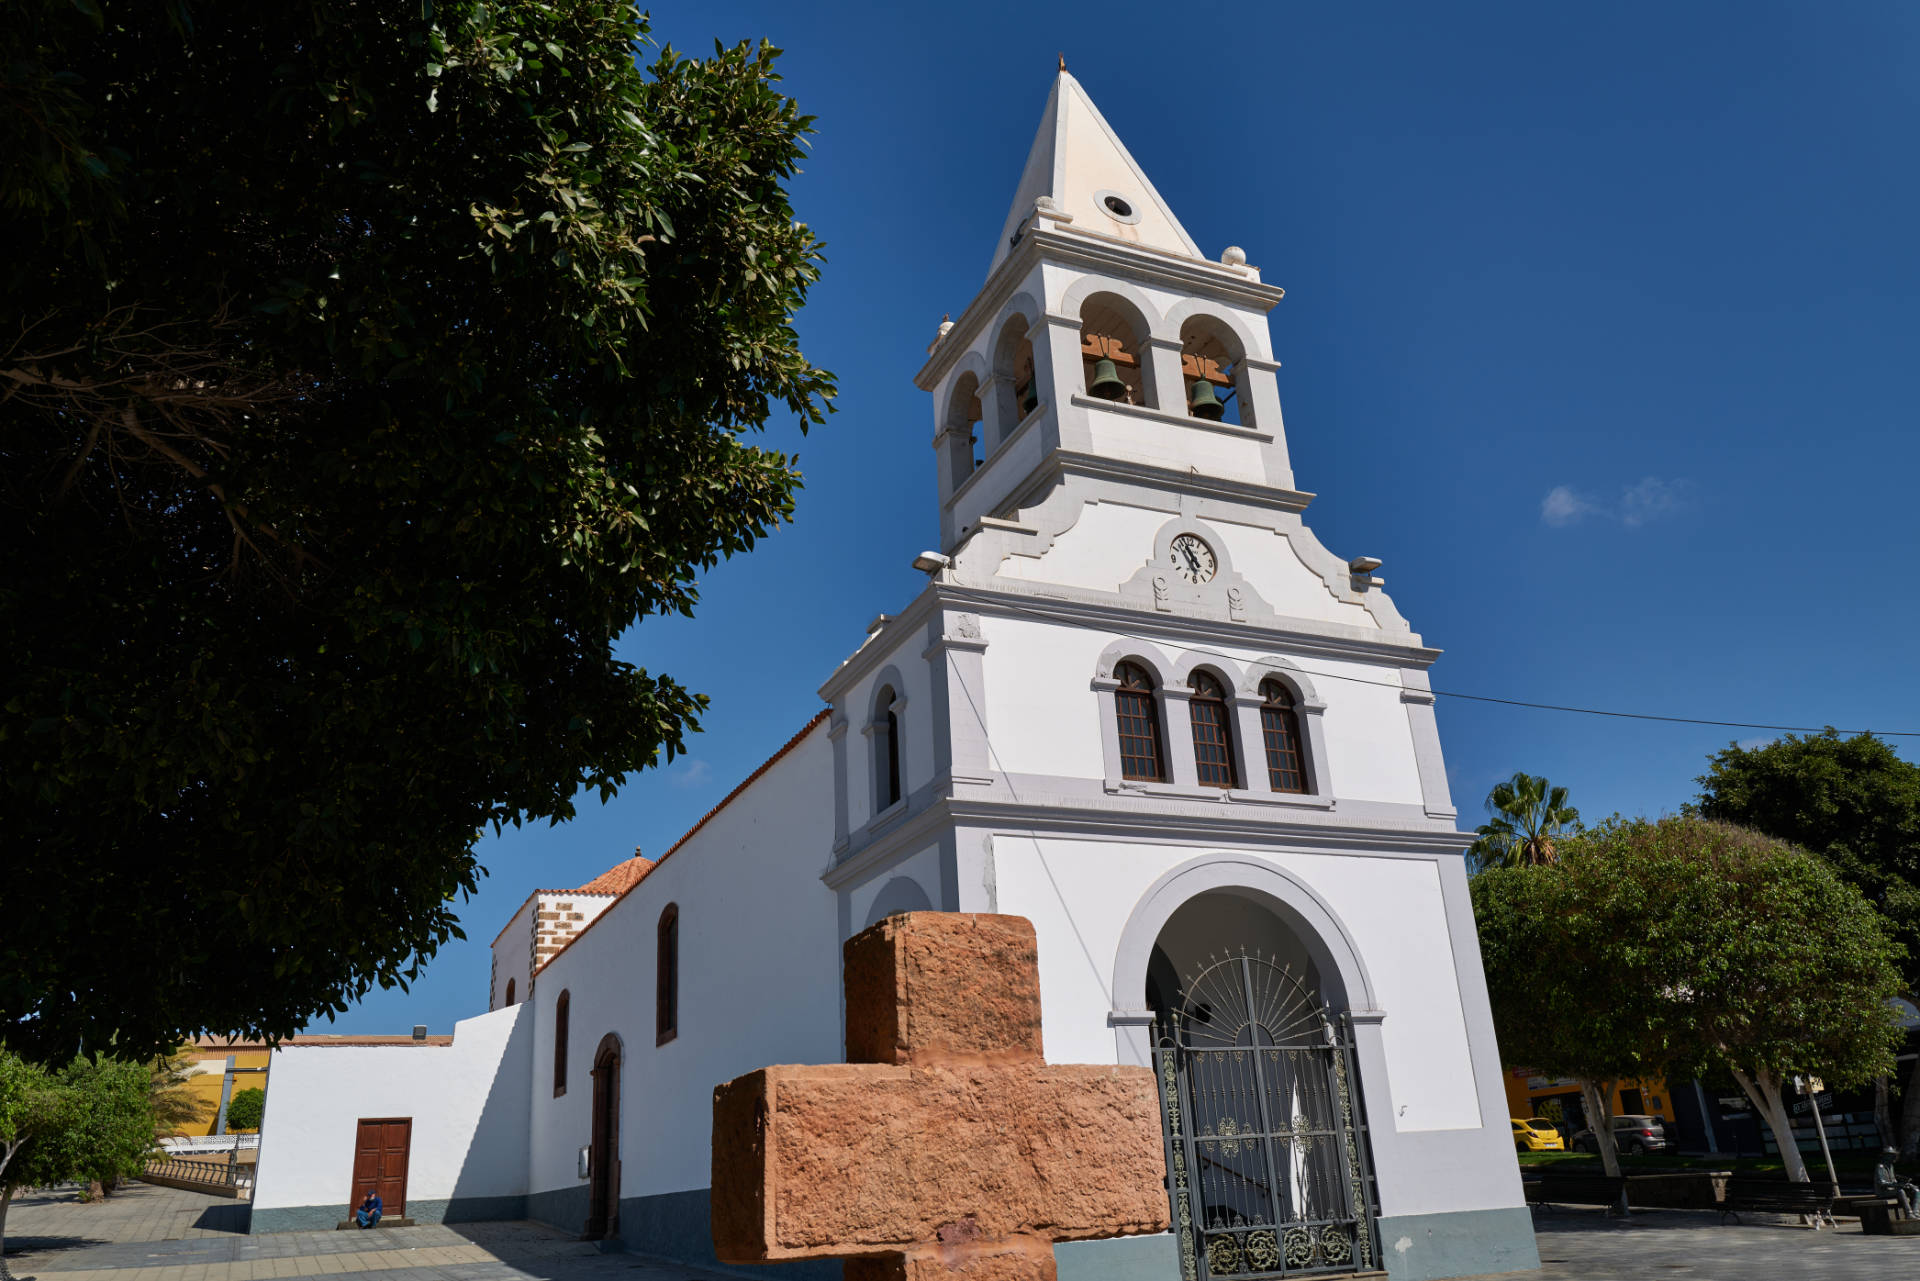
[1088,357,1128,401]
[1188,379,1225,421]
[1018,379,1038,415]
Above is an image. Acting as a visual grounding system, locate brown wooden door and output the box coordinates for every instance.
[585,1037,621,1239]
[351,1118,412,1217]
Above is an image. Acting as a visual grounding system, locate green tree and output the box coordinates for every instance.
[0,1050,72,1267]
[1473,816,1907,1181]
[1473,846,1671,1178]
[1695,730,1920,1156]
[1,1,833,1063]
[1468,772,1581,870]
[222,1088,265,1134]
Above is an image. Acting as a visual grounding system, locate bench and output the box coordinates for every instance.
[1718,1179,1837,1229]
[1524,1174,1629,1216]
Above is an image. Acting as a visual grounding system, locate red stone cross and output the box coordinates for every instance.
[711,912,1170,1281]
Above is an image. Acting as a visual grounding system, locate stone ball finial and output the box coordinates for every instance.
[1221,245,1248,267]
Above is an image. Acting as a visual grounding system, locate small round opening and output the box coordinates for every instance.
[1104,195,1133,218]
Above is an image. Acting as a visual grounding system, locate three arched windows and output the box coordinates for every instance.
[1110,662,1314,795]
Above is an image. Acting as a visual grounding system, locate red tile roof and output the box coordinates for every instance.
[576,854,655,895]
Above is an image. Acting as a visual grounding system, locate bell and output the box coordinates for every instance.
[1188,379,1225,421]
[1088,357,1128,401]
[1018,379,1038,415]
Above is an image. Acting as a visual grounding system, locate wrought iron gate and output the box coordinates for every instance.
[1153,953,1380,1279]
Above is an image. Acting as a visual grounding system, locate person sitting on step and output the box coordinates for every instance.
[1875,1148,1917,1218]
[356,1189,383,1229]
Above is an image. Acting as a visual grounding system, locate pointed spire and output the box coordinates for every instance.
[988,68,1204,275]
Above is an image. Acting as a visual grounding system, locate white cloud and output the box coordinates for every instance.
[1620,476,1690,527]
[1540,477,1690,529]
[1541,485,1600,527]
[668,758,713,789]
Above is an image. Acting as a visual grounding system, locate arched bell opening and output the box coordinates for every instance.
[1079,294,1153,408]
[1179,316,1246,427]
[942,372,984,486]
[990,313,1038,441]
[1147,891,1380,1278]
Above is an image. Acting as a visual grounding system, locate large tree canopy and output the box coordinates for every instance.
[1,1,834,1063]
[1695,730,1920,1154]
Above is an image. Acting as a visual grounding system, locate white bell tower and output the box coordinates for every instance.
[917,65,1298,555]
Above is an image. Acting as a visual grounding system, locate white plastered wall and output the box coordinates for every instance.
[490,897,536,1011]
[251,1005,531,1218]
[525,724,843,1202]
[838,626,937,831]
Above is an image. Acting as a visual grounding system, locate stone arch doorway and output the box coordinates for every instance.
[1146,890,1380,1279]
[585,1033,623,1240]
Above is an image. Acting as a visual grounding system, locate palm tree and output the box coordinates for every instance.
[1469,772,1580,870]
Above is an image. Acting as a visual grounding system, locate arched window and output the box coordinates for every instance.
[1188,671,1238,789]
[1179,316,1245,425]
[874,685,902,811]
[656,905,679,1045]
[504,977,516,1007]
[1114,662,1166,782]
[552,989,571,1096]
[1260,679,1309,793]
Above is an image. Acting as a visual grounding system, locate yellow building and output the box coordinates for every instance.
[173,1040,273,1137]
[1503,1067,1675,1137]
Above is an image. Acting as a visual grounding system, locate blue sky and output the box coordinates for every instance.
[336,2,1920,1032]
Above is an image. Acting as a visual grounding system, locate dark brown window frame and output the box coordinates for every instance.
[1114,662,1167,782]
[1188,670,1238,789]
[1260,678,1309,794]
[552,989,571,1096]
[656,904,679,1046]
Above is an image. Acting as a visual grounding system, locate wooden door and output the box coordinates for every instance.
[351,1118,412,1216]
[585,1037,621,1239]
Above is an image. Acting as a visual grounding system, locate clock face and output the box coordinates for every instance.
[1170,534,1218,584]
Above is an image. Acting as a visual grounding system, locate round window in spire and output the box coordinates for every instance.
[1095,190,1141,225]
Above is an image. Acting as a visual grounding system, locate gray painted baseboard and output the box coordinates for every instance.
[1376,1206,1539,1281]
[1056,1232,1181,1281]
[249,1195,527,1234]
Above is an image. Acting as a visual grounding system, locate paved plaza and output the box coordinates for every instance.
[3,1183,1916,1281]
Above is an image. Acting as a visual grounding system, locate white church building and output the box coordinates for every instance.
[250,69,1538,1281]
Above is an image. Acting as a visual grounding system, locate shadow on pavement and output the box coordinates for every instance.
[192,1205,253,1234]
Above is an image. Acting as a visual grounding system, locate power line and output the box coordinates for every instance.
[981,596,1920,739]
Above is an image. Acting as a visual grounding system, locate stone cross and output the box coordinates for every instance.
[711,912,1169,1281]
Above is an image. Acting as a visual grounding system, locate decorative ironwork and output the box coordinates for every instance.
[1152,952,1381,1278]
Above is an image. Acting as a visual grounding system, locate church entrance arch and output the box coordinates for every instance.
[1146,891,1381,1279]
[585,1033,623,1240]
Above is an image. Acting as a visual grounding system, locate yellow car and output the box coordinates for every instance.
[1512,1118,1565,1152]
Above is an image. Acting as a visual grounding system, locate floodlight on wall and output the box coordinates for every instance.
[1348,556,1382,574]
[912,551,952,575]
[411,1025,428,1041]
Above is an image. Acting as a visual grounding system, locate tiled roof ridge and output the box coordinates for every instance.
[533,708,830,976]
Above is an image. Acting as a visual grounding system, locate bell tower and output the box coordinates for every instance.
[916,66,1299,556]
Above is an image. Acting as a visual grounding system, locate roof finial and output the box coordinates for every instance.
[1058,53,1067,72]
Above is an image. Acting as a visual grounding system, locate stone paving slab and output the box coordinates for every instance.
[12,1183,1920,1281]
[1453,1206,1920,1281]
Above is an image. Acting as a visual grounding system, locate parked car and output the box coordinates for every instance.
[1571,1114,1669,1155]
[1511,1117,1565,1152]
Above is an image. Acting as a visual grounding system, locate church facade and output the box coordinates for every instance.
[249,70,1536,1281]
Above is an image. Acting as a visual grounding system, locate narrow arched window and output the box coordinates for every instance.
[553,990,571,1096]
[1260,679,1308,793]
[1114,662,1166,782]
[504,977,516,1007]
[656,905,679,1045]
[1189,671,1238,789]
[874,685,902,811]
